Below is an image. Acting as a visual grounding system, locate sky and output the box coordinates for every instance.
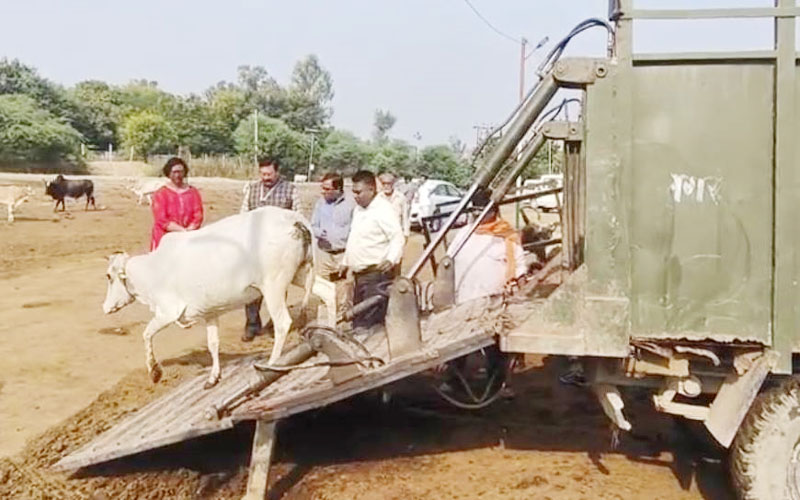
[0,0,781,147]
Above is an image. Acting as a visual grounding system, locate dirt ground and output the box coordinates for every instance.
[0,172,734,499]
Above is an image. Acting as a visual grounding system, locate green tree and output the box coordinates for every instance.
[317,129,370,176]
[0,59,105,148]
[520,140,563,179]
[120,110,176,160]
[233,115,306,175]
[236,65,288,118]
[116,80,174,116]
[0,94,82,162]
[368,139,415,178]
[0,59,70,116]
[372,109,396,142]
[418,145,472,186]
[284,54,334,130]
[167,95,232,154]
[67,80,121,149]
[206,84,249,129]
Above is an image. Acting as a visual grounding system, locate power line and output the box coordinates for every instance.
[460,0,520,44]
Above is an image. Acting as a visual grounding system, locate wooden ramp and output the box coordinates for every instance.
[54,296,510,471]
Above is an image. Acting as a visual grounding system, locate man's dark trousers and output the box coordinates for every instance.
[352,269,393,329]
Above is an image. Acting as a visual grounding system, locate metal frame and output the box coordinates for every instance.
[612,0,796,372]
[612,0,800,65]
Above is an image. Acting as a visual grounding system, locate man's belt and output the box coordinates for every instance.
[324,248,345,255]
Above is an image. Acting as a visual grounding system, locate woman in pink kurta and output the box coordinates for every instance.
[150,157,204,251]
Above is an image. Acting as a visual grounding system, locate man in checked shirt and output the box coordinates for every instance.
[240,157,300,342]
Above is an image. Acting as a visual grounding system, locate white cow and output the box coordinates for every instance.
[0,185,34,222]
[102,206,332,388]
[128,178,165,205]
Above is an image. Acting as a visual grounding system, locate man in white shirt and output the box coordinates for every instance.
[445,187,526,397]
[378,172,411,238]
[341,170,405,331]
[452,188,526,304]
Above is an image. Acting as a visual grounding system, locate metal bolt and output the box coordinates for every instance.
[595,65,608,77]
[397,280,409,293]
[677,376,702,398]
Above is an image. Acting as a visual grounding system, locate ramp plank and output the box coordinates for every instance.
[55,294,525,471]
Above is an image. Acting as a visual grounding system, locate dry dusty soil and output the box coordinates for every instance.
[0,172,735,499]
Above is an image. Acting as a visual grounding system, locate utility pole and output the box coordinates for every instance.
[253,109,259,164]
[519,37,528,103]
[305,128,320,181]
[515,38,526,228]
[516,35,548,228]
[472,124,493,150]
[520,36,549,103]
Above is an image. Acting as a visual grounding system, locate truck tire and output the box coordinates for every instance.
[730,377,800,500]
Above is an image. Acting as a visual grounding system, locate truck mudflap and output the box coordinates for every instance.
[704,350,777,447]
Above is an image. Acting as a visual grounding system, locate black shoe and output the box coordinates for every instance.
[559,368,588,387]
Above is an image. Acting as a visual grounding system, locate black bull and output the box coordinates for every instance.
[45,175,96,211]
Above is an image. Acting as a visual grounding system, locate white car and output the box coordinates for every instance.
[409,180,465,232]
[522,174,562,212]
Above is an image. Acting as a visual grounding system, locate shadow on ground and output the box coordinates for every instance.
[71,356,734,500]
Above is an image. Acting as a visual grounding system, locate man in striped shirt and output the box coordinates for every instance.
[240,157,300,341]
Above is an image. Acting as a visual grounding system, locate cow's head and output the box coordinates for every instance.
[103,252,134,314]
[45,175,64,197]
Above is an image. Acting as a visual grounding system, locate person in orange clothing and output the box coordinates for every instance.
[149,157,204,251]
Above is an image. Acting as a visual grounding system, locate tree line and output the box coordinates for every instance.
[0,56,489,184]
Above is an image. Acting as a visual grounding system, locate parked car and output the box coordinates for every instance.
[409,180,465,232]
[521,174,562,212]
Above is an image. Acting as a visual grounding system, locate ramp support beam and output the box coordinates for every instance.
[385,277,423,359]
[243,419,278,500]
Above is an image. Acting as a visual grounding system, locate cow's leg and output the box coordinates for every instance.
[6,204,12,223]
[312,275,337,327]
[142,315,172,383]
[204,317,221,389]
[262,288,293,366]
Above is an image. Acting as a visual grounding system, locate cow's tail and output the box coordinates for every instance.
[292,221,314,309]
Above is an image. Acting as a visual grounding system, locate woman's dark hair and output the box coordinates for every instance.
[162,157,188,177]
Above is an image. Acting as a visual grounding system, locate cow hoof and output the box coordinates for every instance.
[150,364,163,383]
[203,378,219,390]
